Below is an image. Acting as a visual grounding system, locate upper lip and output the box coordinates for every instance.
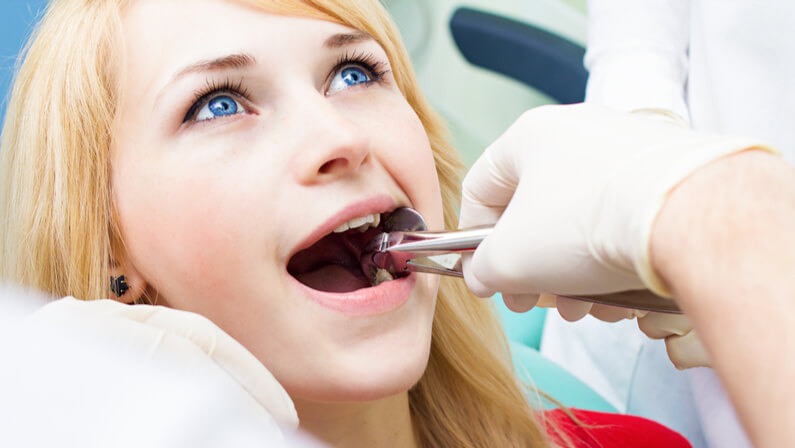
[287,194,404,262]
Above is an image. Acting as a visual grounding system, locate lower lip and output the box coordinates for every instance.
[290,274,417,316]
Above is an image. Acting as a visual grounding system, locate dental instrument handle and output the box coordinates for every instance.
[404,258,681,314]
[381,225,493,254]
[548,290,680,314]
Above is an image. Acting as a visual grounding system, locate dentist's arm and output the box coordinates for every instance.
[650,150,795,448]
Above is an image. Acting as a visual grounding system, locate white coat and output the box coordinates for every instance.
[542,1,794,447]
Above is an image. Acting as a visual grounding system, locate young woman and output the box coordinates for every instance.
[0,0,689,446]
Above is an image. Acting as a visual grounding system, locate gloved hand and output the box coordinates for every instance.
[459,103,766,298]
[537,292,710,368]
[637,311,710,369]
[0,296,304,447]
[459,103,771,367]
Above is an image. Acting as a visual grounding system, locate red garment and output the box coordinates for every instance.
[542,408,692,447]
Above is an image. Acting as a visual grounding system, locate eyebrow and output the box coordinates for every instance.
[167,32,371,83]
[171,53,257,82]
[323,31,376,49]
[156,34,374,108]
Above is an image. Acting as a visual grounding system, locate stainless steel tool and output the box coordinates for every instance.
[360,207,681,314]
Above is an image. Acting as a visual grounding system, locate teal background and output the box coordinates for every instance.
[494,295,616,412]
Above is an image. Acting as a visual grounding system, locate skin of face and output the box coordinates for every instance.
[112,0,444,412]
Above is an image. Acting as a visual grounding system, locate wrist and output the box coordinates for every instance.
[649,150,789,299]
[604,126,775,297]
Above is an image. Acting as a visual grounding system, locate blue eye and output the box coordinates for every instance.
[194,94,246,122]
[327,66,372,95]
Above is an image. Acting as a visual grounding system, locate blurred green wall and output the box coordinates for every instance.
[384,0,586,166]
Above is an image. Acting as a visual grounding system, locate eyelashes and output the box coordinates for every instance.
[181,51,392,124]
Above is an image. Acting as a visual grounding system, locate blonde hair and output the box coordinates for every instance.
[0,0,556,446]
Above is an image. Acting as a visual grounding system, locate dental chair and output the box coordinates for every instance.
[495,294,615,412]
[450,7,587,104]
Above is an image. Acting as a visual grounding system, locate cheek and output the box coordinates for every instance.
[374,101,444,229]
[111,155,279,306]
[118,175,226,278]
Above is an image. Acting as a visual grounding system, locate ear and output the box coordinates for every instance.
[108,258,148,304]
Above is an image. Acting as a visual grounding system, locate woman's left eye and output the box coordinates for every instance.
[327,65,373,96]
[193,94,247,122]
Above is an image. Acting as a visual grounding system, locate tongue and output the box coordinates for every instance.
[294,264,371,292]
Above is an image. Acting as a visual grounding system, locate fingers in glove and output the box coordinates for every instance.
[556,296,593,322]
[461,254,497,298]
[638,312,692,339]
[666,330,711,369]
[459,136,520,229]
[536,293,558,308]
[466,187,547,295]
[588,304,638,322]
[502,293,540,313]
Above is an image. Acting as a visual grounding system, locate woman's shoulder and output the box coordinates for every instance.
[541,408,692,448]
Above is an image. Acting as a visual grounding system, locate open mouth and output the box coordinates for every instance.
[287,212,398,293]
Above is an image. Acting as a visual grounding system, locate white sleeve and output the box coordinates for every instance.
[585,0,691,120]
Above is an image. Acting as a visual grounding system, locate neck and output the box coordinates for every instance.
[294,392,418,448]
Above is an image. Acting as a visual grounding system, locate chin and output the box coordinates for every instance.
[335,355,429,402]
[286,320,433,403]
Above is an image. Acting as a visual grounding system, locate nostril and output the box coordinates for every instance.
[318,158,348,175]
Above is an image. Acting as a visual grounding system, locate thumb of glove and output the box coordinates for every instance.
[638,311,711,368]
[665,330,711,369]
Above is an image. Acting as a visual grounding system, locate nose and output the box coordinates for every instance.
[291,93,371,185]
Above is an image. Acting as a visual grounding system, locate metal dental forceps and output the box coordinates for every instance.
[360,207,681,314]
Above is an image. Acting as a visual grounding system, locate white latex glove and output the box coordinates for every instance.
[459,103,767,297]
[0,295,311,448]
[460,104,772,366]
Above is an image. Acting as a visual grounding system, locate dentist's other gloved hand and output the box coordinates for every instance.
[459,104,769,367]
[536,292,710,369]
[637,312,710,369]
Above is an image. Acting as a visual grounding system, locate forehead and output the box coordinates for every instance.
[121,0,358,83]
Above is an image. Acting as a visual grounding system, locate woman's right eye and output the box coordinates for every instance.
[191,93,248,122]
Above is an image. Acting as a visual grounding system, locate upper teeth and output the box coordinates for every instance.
[333,213,381,233]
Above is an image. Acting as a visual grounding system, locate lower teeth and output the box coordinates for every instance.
[371,268,394,286]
